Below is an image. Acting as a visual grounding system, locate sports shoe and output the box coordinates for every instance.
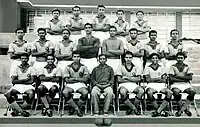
[184,109,192,117]
[21,111,31,117]
[46,108,53,117]
[68,108,75,115]
[76,109,83,117]
[151,111,161,117]
[41,108,47,116]
[175,111,183,117]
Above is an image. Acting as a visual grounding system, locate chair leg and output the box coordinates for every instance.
[34,97,39,115]
[85,100,88,115]
[57,95,62,116]
[169,100,174,116]
[4,104,10,116]
[117,98,120,112]
[140,102,143,115]
[90,99,93,116]
[193,99,200,117]
[61,98,65,117]
[113,99,116,116]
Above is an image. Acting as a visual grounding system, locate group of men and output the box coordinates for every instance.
[3,5,196,118]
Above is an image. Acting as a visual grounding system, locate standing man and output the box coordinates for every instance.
[4,53,36,117]
[169,52,195,117]
[92,5,110,45]
[8,28,31,77]
[37,54,62,117]
[132,10,151,44]
[66,6,85,45]
[46,8,65,44]
[113,10,129,46]
[55,29,77,73]
[117,51,144,115]
[62,51,89,117]
[91,54,114,116]
[77,23,100,73]
[125,28,145,74]
[31,28,55,74]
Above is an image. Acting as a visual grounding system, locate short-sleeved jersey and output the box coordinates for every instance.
[12,65,37,80]
[8,40,30,54]
[55,39,77,55]
[132,20,149,40]
[113,20,129,33]
[169,63,192,76]
[117,63,141,76]
[145,42,164,55]
[125,40,144,54]
[67,17,85,35]
[63,63,89,78]
[144,65,166,79]
[164,41,186,56]
[46,19,64,31]
[31,39,55,53]
[38,66,62,77]
[92,15,110,29]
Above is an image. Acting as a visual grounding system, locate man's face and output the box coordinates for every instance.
[97,7,105,16]
[136,12,144,20]
[21,56,29,65]
[47,56,55,65]
[151,55,159,64]
[52,11,60,19]
[73,7,81,17]
[176,55,185,64]
[125,54,133,64]
[85,25,93,34]
[16,30,25,39]
[109,28,117,37]
[117,11,124,20]
[130,30,137,39]
[171,31,179,40]
[99,55,107,65]
[38,30,46,39]
[73,54,81,63]
[62,30,70,40]
[149,32,157,41]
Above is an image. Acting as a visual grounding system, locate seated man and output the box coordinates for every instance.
[4,53,36,117]
[38,54,62,117]
[169,52,195,117]
[63,51,89,117]
[143,53,173,117]
[91,54,114,116]
[117,51,144,115]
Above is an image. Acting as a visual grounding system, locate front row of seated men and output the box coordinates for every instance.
[4,51,196,117]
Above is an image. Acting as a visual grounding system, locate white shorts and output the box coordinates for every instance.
[66,82,86,92]
[81,58,99,73]
[41,82,59,90]
[10,60,21,78]
[171,83,192,92]
[70,34,82,45]
[117,36,127,47]
[33,61,47,75]
[145,83,166,92]
[11,84,35,93]
[106,59,121,75]
[165,60,177,74]
[119,82,138,93]
[57,60,73,72]
[93,31,109,46]
[47,35,62,45]
[132,57,143,74]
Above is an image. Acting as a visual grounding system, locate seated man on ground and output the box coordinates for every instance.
[62,51,89,117]
[4,53,36,117]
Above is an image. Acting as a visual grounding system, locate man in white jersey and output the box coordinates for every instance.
[55,29,77,74]
[92,5,110,45]
[4,53,36,117]
[38,54,62,117]
[117,51,144,115]
[66,6,85,45]
[8,28,31,77]
[46,8,64,44]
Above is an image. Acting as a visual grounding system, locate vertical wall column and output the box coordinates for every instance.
[125,11,131,27]
[176,12,182,37]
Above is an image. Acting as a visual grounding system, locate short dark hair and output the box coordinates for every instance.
[170,29,179,36]
[62,28,71,35]
[97,5,105,9]
[136,10,144,15]
[20,53,29,58]
[149,30,157,36]
[98,54,107,59]
[37,28,46,33]
[46,54,55,60]
[116,10,124,14]
[72,51,81,56]
[124,51,134,57]
[176,52,187,59]
[72,6,81,11]
[149,53,161,60]
[129,28,138,33]
[84,23,93,29]
[52,8,61,14]
[15,28,25,33]
[109,26,117,31]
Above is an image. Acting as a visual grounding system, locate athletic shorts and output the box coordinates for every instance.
[41,82,59,90]
[106,59,121,75]
[145,83,167,92]
[171,82,192,92]
[47,35,62,45]
[81,58,99,74]
[118,82,138,93]
[65,82,86,92]
[10,84,35,93]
